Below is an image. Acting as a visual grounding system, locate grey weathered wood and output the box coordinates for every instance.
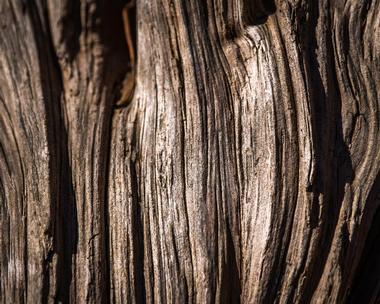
[0,0,379,303]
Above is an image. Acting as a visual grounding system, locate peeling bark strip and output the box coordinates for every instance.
[0,0,379,303]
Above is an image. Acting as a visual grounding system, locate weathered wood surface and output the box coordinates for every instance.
[0,0,379,303]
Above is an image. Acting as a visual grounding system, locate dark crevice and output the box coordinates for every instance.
[300,2,355,302]
[112,0,137,109]
[347,171,380,303]
[243,0,277,26]
[129,153,146,303]
[104,1,143,301]
[221,224,241,303]
[102,101,114,303]
[60,0,81,61]
[26,0,78,302]
[100,0,138,301]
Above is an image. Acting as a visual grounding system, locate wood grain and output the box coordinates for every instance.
[0,0,379,303]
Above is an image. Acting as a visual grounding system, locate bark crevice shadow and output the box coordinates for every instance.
[26,1,79,302]
[301,2,354,301]
[243,0,277,26]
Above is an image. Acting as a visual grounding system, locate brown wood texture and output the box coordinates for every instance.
[0,0,379,303]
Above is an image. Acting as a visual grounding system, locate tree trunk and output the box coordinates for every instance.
[0,0,379,303]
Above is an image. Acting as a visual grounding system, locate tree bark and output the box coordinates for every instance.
[0,0,379,303]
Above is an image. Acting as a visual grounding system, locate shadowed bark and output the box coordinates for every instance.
[0,0,379,303]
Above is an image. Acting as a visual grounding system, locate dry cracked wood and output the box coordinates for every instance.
[0,0,379,303]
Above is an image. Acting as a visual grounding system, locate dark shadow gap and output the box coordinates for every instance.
[347,171,380,303]
[99,0,137,301]
[26,1,79,302]
[243,0,277,26]
[301,2,355,302]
